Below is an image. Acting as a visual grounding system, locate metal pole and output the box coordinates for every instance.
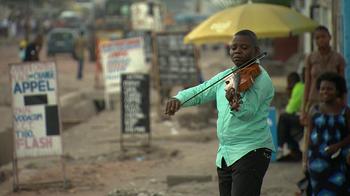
[309,4,320,52]
[24,0,32,42]
[331,0,338,51]
[342,0,350,105]
[12,157,19,192]
[61,155,67,189]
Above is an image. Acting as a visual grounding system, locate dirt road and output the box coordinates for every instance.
[1,107,303,196]
[0,41,303,196]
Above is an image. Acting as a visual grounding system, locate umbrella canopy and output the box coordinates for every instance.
[184,3,319,44]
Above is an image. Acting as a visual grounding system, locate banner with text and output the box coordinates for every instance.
[9,62,62,158]
[99,37,148,93]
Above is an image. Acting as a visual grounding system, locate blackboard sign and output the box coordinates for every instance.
[153,32,199,88]
[121,73,150,134]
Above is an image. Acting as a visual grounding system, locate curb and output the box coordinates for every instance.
[59,90,99,126]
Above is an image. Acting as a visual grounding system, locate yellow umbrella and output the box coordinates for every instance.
[184,3,319,44]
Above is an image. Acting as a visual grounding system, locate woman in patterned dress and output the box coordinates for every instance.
[305,72,350,195]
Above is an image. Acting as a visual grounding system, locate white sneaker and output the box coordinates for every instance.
[276,147,284,160]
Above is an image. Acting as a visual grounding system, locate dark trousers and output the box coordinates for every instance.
[277,113,304,151]
[77,58,84,79]
[217,148,271,196]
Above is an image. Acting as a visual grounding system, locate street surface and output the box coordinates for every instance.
[0,39,302,196]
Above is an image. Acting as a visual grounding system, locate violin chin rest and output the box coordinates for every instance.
[224,76,234,91]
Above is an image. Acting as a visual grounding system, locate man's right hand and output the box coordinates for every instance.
[165,98,181,116]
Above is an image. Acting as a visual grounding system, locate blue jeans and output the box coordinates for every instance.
[217,148,271,196]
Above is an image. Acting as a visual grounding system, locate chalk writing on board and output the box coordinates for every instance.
[121,74,150,134]
[154,33,199,88]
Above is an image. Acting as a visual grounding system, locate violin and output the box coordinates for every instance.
[224,63,261,111]
[180,52,267,107]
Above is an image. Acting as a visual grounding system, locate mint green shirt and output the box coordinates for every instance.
[174,66,275,168]
[285,82,304,114]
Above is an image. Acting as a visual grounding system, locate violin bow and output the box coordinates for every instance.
[180,52,267,106]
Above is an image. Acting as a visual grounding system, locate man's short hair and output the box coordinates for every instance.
[314,25,330,36]
[234,29,258,47]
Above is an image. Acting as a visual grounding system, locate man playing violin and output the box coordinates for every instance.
[165,29,275,196]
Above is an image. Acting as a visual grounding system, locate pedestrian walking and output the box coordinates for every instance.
[18,39,27,61]
[23,34,43,62]
[74,30,87,80]
[165,29,275,196]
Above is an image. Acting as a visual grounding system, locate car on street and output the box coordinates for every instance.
[47,28,78,56]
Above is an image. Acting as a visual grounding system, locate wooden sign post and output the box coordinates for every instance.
[9,61,66,191]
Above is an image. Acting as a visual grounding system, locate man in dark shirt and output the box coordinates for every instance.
[23,34,43,62]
